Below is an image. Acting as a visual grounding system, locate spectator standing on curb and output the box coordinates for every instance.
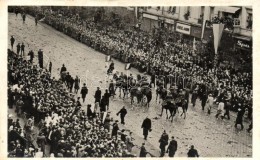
[80,83,88,103]
[38,49,43,68]
[21,42,25,56]
[10,36,15,50]
[16,43,20,55]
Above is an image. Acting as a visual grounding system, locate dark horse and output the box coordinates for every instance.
[130,85,152,108]
[160,93,188,122]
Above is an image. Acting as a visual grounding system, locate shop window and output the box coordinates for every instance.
[247,14,252,29]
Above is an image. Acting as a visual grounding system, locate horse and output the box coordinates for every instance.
[174,96,188,119]
[114,73,133,99]
[160,93,188,122]
[130,85,152,108]
[156,85,167,103]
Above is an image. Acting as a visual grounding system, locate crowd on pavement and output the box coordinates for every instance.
[8,49,138,157]
[7,7,253,157]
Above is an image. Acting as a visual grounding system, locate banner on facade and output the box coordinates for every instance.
[106,55,111,62]
[176,23,191,35]
[235,39,252,50]
[165,18,174,24]
[201,20,207,39]
[213,23,225,54]
[143,13,158,20]
[125,63,131,70]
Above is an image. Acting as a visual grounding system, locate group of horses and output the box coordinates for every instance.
[112,73,152,107]
[110,72,189,122]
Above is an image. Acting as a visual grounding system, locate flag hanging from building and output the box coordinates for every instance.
[193,37,196,51]
[105,55,111,62]
[213,24,225,54]
[201,20,207,39]
[125,63,131,70]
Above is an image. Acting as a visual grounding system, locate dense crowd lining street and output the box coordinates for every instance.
[7,7,252,158]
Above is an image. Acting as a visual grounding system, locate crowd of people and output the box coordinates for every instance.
[8,6,252,157]
[39,7,252,116]
[8,49,138,157]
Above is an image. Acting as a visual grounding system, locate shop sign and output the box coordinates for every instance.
[176,23,191,35]
[190,26,201,38]
[143,13,158,20]
[236,39,252,49]
[165,18,174,24]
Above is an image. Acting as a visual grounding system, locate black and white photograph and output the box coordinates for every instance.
[6,5,253,158]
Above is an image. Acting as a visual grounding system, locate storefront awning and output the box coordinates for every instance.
[233,35,252,41]
[218,6,241,13]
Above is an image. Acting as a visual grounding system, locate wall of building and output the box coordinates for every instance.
[140,6,252,42]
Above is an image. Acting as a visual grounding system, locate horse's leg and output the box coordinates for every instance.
[123,89,125,99]
[119,88,121,98]
[183,106,186,119]
[160,107,164,116]
[166,109,169,119]
[171,110,174,122]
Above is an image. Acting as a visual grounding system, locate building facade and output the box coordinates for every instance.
[139,6,252,51]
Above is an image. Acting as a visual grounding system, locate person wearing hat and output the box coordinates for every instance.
[16,43,21,55]
[141,116,151,140]
[111,120,119,139]
[74,76,80,94]
[187,145,199,157]
[80,83,88,103]
[10,36,15,50]
[117,106,127,125]
[28,50,34,64]
[159,130,169,157]
[166,136,178,157]
[94,87,102,104]
[139,143,147,157]
[38,49,43,69]
[21,42,25,56]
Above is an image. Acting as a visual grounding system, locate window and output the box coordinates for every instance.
[233,18,240,26]
[168,6,176,14]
